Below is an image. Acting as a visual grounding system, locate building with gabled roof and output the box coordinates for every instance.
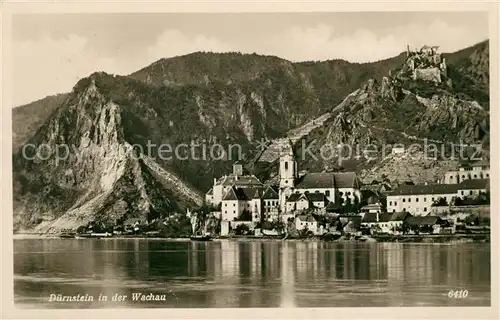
[207,163,264,207]
[295,213,321,235]
[386,183,460,216]
[443,159,490,184]
[457,179,489,198]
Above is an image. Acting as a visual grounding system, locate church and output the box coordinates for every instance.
[206,141,362,223]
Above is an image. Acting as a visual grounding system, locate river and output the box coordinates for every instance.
[14,239,490,308]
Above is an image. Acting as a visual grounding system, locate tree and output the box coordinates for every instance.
[234,224,250,235]
[431,197,448,207]
[271,219,286,234]
[237,209,252,221]
[298,226,313,239]
[451,196,463,206]
[372,224,382,234]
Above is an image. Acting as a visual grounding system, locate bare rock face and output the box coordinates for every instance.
[13,75,203,232]
[414,67,442,83]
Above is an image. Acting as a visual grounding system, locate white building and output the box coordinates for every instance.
[220,185,279,223]
[206,163,263,206]
[457,179,490,198]
[386,184,459,216]
[295,214,321,235]
[443,159,490,184]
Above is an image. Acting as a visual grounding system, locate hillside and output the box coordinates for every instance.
[12,93,69,151]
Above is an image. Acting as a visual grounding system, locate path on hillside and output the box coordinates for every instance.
[256,90,361,163]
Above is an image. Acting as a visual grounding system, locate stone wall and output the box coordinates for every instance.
[432,205,490,218]
[413,67,442,83]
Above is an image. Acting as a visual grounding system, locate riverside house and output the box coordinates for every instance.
[295,214,321,235]
[386,184,459,215]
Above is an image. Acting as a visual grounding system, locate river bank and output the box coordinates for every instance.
[13,232,490,243]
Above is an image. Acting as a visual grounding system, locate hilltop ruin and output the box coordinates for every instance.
[397,45,448,84]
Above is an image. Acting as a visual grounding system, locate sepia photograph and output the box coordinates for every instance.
[2,1,498,319]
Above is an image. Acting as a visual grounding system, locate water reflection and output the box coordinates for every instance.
[14,239,490,308]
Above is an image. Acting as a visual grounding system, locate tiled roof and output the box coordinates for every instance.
[406,215,443,226]
[378,212,391,222]
[216,174,263,187]
[406,216,423,226]
[457,179,490,190]
[297,214,317,222]
[334,172,361,189]
[222,186,273,201]
[361,203,382,210]
[206,187,213,196]
[295,172,360,189]
[420,216,443,225]
[465,215,479,223]
[389,183,459,196]
[459,159,490,168]
[262,186,279,199]
[295,172,335,188]
[362,212,390,223]
[222,186,247,201]
[325,202,343,212]
[286,193,302,202]
[390,212,411,222]
[306,193,327,202]
[362,212,378,223]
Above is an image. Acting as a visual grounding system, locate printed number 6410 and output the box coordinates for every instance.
[448,289,468,299]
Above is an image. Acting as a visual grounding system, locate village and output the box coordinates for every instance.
[199,139,490,242]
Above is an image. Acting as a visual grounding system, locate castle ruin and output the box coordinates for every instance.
[401,45,447,84]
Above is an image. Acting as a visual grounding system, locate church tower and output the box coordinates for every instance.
[278,139,297,212]
[279,139,297,189]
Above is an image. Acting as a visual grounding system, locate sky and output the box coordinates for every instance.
[12,12,489,107]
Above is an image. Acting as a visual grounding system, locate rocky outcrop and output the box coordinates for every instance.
[13,76,202,232]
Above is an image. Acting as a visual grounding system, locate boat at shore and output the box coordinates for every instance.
[190,235,212,241]
[59,232,76,239]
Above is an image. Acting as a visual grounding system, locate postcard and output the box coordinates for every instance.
[1,1,498,319]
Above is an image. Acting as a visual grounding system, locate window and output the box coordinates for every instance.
[339,192,343,196]
[403,208,406,212]
[432,197,435,201]
[486,174,489,177]
[233,203,236,206]
[403,198,406,202]
[347,192,351,196]
[424,197,426,202]
[284,162,288,170]
[315,190,319,193]
[224,210,227,214]
[325,190,330,197]
[225,203,227,207]
[474,174,477,178]
[394,201,397,206]
[233,210,235,214]
[408,198,411,202]
[389,201,392,206]
[393,209,396,212]
[285,180,288,184]
[461,191,464,196]
[424,208,427,212]
[416,198,419,202]
[462,175,465,179]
